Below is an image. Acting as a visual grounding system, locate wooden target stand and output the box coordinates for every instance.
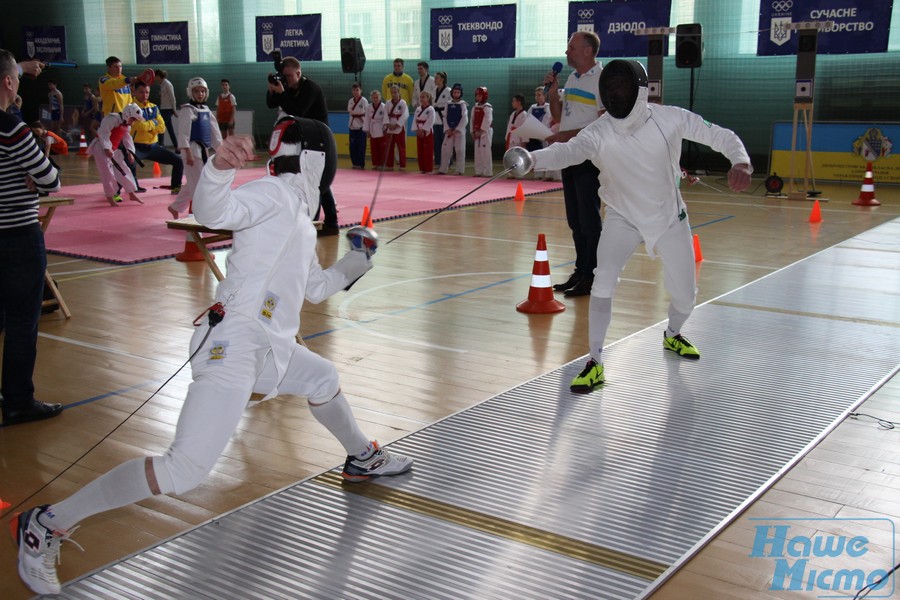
[786,101,824,201]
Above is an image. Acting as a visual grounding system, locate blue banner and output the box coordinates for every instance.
[758,0,892,56]
[568,0,672,57]
[256,15,322,62]
[135,22,190,64]
[22,26,67,61]
[431,5,517,60]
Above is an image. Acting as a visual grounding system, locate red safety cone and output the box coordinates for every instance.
[175,231,206,262]
[808,199,823,224]
[153,162,162,177]
[852,162,880,206]
[77,133,88,157]
[514,182,525,202]
[517,234,566,314]
[692,234,703,263]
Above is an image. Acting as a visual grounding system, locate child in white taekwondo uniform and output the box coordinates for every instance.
[169,77,223,219]
[504,60,752,392]
[438,83,468,175]
[470,86,493,177]
[87,103,145,206]
[12,119,414,597]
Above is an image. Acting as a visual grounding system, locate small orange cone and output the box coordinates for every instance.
[175,231,206,262]
[517,234,566,314]
[0,497,10,510]
[360,206,373,228]
[77,133,88,157]
[153,162,162,177]
[514,183,525,202]
[809,199,823,224]
[852,162,880,206]
[692,234,703,263]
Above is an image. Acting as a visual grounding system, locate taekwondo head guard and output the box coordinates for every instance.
[186,77,209,99]
[475,86,488,102]
[599,60,648,120]
[121,103,145,122]
[451,82,463,97]
[268,116,337,220]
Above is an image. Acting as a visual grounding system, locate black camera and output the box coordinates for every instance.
[268,49,284,85]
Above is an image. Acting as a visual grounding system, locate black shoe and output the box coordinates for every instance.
[2,400,63,426]
[136,187,148,193]
[553,271,582,292]
[317,224,341,237]
[564,278,594,297]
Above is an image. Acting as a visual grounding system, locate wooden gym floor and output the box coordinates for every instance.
[1,153,898,599]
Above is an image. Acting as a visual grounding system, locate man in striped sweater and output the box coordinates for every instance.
[0,49,63,427]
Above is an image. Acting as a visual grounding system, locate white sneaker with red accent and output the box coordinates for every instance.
[341,441,413,482]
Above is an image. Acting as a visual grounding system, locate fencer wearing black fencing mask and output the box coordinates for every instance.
[598,60,648,120]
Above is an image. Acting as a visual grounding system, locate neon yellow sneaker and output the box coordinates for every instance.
[570,359,605,393]
[663,333,700,359]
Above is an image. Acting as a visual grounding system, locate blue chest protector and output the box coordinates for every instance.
[531,106,546,123]
[446,103,463,129]
[190,111,212,147]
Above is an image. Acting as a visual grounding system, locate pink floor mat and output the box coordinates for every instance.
[44,167,561,265]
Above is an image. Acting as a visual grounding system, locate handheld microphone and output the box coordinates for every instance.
[543,61,563,95]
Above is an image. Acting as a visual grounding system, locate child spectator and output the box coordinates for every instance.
[87,103,145,206]
[505,94,528,179]
[432,71,451,170]
[383,84,409,171]
[30,121,68,158]
[170,77,222,218]
[47,81,63,134]
[438,83,467,175]
[412,91,435,174]
[215,79,237,139]
[470,86,493,177]
[365,90,387,169]
[347,82,368,169]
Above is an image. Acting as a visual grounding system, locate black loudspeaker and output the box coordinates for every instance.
[675,23,702,69]
[340,38,366,73]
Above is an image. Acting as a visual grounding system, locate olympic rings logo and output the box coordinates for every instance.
[578,9,594,20]
[438,15,453,25]
[772,0,792,12]
[262,22,273,31]
[139,29,149,36]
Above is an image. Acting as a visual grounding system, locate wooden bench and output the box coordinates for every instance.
[39,196,75,318]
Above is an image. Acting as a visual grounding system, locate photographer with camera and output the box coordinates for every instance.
[266,51,337,235]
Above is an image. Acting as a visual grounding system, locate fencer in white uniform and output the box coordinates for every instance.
[12,118,413,597]
[504,60,752,392]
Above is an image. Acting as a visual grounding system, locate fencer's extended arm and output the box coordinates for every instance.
[193,158,281,231]
[305,251,372,304]
[531,124,599,172]
[678,108,753,192]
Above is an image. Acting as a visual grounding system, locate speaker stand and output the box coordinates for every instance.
[787,101,823,201]
[683,68,708,175]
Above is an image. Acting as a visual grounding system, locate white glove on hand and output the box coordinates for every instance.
[346,226,378,259]
[503,146,534,178]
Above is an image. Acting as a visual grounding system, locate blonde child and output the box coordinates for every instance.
[412,91,435,173]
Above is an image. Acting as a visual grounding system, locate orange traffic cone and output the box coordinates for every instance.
[175,231,206,262]
[808,199,823,224]
[360,206,373,228]
[692,234,703,263]
[0,497,10,510]
[514,182,525,202]
[77,133,88,157]
[517,234,566,314]
[852,162,880,206]
[153,162,162,177]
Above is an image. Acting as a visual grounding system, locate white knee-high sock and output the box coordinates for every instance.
[589,296,613,364]
[43,457,154,531]
[667,304,692,337]
[309,392,370,458]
